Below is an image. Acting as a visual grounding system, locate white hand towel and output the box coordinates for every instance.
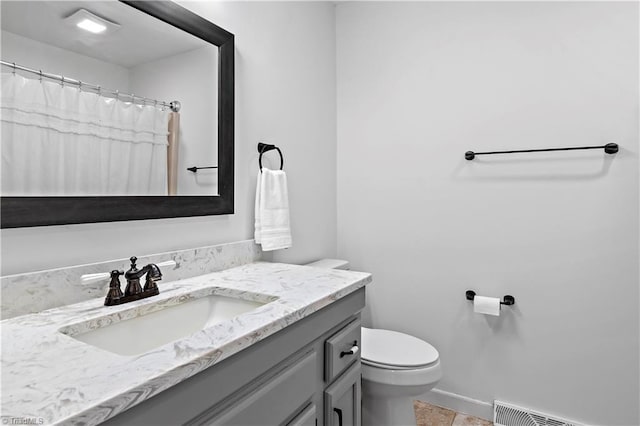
[254,167,292,251]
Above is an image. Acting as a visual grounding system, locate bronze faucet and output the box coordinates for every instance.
[105,257,162,306]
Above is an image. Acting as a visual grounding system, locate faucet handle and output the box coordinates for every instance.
[104,270,124,306]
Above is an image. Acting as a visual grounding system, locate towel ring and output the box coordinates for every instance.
[258,142,284,171]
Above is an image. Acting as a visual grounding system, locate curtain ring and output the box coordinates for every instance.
[12,62,16,75]
[61,76,65,87]
[39,70,43,83]
[78,80,82,92]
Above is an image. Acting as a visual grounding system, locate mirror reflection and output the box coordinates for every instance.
[1,0,218,196]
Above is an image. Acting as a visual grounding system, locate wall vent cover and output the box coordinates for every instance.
[494,401,585,426]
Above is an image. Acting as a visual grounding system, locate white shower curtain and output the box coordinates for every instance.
[1,73,170,196]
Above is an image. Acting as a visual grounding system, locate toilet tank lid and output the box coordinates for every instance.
[305,259,350,270]
[361,327,439,368]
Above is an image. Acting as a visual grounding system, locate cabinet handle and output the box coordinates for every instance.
[333,408,343,426]
[340,341,359,358]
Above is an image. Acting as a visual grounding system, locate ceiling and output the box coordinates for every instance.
[0,1,210,68]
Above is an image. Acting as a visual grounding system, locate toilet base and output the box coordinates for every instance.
[362,394,417,426]
[361,375,439,426]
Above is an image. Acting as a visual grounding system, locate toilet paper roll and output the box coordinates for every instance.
[473,296,501,316]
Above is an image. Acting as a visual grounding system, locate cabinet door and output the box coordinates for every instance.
[188,350,317,425]
[324,363,361,426]
[287,403,317,426]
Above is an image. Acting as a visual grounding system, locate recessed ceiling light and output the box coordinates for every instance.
[76,18,107,34]
[65,9,120,35]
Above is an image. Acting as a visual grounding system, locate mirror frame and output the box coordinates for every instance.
[0,0,234,228]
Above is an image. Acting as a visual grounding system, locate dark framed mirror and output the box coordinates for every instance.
[0,0,234,228]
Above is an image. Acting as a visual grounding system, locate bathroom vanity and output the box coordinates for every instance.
[0,250,371,426]
[103,288,364,426]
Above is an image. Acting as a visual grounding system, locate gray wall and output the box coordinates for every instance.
[0,1,337,275]
[336,2,639,425]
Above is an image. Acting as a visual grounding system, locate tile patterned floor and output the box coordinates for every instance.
[414,401,493,426]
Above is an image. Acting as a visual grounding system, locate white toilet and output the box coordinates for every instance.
[305,259,443,426]
[360,327,442,425]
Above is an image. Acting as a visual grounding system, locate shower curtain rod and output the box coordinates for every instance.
[1,60,180,112]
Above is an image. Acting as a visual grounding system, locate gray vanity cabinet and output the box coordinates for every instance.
[101,288,365,426]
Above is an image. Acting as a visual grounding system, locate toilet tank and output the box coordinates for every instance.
[305,259,350,270]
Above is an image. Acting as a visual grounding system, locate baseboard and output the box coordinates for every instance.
[418,388,494,421]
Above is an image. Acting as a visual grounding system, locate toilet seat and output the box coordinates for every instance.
[362,358,437,370]
[361,327,439,369]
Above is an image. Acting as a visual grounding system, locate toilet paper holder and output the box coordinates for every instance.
[465,290,515,306]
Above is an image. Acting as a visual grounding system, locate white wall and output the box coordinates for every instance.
[1,1,337,275]
[130,45,219,196]
[336,2,638,425]
[1,30,130,92]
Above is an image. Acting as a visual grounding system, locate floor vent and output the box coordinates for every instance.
[494,401,584,426]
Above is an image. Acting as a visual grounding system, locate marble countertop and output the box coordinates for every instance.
[1,262,371,425]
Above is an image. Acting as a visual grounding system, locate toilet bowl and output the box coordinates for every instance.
[361,327,442,426]
[305,259,443,426]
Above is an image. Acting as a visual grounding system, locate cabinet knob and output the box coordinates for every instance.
[340,341,359,358]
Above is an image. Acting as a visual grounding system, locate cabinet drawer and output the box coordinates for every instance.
[325,319,360,383]
[191,350,317,425]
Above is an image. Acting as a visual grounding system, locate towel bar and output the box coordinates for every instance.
[465,143,618,160]
[187,166,218,173]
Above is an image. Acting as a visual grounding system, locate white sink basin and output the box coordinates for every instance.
[61,292,273,356]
